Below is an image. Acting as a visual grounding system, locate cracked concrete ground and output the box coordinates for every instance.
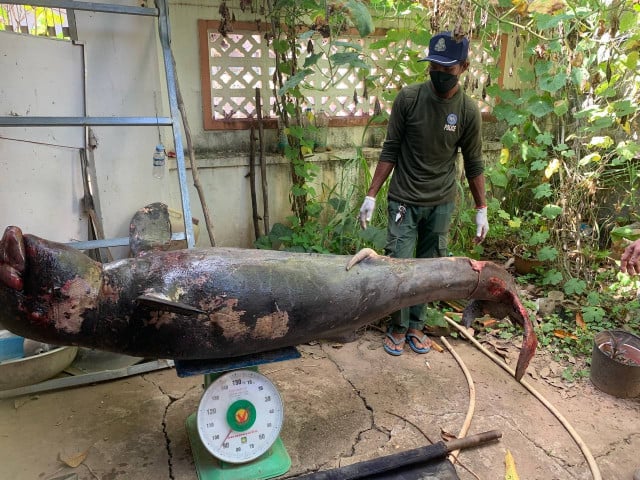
[1,329,638,479]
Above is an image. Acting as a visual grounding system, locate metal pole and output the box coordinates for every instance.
[156,0,195,248]
[0,116,174,126]
[294,430,502,480]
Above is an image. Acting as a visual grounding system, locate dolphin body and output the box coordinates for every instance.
[0,226,537,380]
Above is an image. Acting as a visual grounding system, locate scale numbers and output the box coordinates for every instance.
[196,369,284,463]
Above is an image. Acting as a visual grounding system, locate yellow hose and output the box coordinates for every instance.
[440,336,476,465]
[444,315,602,480]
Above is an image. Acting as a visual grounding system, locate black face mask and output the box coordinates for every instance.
[429,70,458,94]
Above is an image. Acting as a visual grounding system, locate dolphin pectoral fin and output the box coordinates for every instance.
[346,248,379,271]
[136,293,205,316]
[129,203,172,257]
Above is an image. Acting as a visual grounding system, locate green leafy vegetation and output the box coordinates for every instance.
[251,0,640,363]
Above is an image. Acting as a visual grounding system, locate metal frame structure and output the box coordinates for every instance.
[0,0,195,249]
[0,359,175,399]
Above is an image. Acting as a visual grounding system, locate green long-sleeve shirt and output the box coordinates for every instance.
[380,80,484,206]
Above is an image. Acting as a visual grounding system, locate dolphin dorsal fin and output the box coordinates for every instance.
[129,202,172,257]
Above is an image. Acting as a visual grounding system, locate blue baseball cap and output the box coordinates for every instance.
[419,32,469,66]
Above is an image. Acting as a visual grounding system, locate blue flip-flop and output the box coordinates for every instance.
[406,333,431,354]
[383,331,405,356]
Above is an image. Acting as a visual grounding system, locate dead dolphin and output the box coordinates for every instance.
[0,226,537,380]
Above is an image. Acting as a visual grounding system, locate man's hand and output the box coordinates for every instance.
[474,206,489,244]
[621,239,640,276]
[358,196,376,229]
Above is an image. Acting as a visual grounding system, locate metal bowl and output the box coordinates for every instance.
[0,346,78,391]
[590,330,640,398]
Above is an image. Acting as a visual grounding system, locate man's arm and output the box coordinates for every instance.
[467,173,486,208]
[358,161,395,229]
[359,88,405,229]
[367,161,395,198]
[468,173,488,244]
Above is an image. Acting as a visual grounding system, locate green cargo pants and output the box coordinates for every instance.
[384,199,454,333]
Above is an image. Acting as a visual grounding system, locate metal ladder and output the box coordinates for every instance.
[0,0,195,250]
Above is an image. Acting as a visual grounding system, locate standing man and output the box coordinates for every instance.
[358,32,489,356]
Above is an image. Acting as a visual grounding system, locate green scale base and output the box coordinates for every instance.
[186,413,291,480]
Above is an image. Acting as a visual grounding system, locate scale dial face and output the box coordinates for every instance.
[196,369,284,464]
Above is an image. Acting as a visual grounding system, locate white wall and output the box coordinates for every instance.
[0,2,175,255]
[75,2,172,255]
[0,32,87,243]
[164,148,379,248]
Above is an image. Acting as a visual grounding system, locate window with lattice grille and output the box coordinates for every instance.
[198,20,496,131]
[198,20,387,131]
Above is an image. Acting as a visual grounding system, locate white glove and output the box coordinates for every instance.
[475,206,489,243]
[359,196,376,229]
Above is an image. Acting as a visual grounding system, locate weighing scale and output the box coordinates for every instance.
[176,347,300,480]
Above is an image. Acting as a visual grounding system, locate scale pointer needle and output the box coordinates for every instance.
[220,428,234,448]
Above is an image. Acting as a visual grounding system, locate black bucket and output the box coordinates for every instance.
[590,330,640,398]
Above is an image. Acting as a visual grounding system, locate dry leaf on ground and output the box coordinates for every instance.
[505,449,520,480]
[59,449,89,468]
